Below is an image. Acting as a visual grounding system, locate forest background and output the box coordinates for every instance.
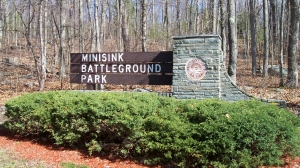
[0,0,299,112]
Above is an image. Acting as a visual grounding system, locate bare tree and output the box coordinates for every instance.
[227,0,238,83]
[13,10,19,46]
[133,0,138,49]
[203,0,209,32]
[262,0,269,77]
[120,0,129,52]
[286,0,299,88]
[59,0,67,79]
[94,0,101,52]
[188,0,194,34]
[269,0,276,66]
[195,0,201,33]
[0,1,2,49]
[86,0,94,52]
[100,0,107,47]
[278,0,285,86]
[141,0,147,52]
[242,2,250,58]
[116,0,121,50]
[163,0,170,49]
[176,0,181,35]
[3,0,9,42]
[79,0,83,52]
[38,0,46,91]
[69,0,75,53]
[212,0,218,34]
[27,0,31,44]
[220,0,226,59]
[16,0,35,51]
[249,0,257,75]
[12,0,41,84]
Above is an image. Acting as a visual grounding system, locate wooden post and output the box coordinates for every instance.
[86,84,96,90]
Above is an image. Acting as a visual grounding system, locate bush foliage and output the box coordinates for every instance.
[4,91,300,167]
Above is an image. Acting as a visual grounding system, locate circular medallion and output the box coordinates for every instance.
[185,58,206,81]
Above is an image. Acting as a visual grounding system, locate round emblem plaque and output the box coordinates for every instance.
[185,58,206,81]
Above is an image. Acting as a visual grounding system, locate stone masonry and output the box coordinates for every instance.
[172,35,286,107]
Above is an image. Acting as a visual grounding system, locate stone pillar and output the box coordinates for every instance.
[172,35,253,101]
[172,35,286,108]
[172,35,223,99]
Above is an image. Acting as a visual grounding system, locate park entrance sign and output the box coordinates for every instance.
[69,35,285,107]
[70,51,173,86]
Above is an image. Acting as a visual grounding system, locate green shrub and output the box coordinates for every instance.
[179,99,300,167]
[4,91,300,167]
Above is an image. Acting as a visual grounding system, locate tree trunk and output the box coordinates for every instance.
[121,0,129,52]
[107,1,112,39]
[195,0,200,33]
[53,25,59,75]
[86,0,94,52]
[212,0,218,33]
[270,0,276,67]
[133,0,138,49]
[176,0,181,35]
[188,0,193,34]
[163,0,169,49]
[94,0,101,52]
[27,0,31,46]
[0,2,2,49]
[204,0,208,32]
[14,10,18,46]
[278,0,285,86]
[249,0,257,75]
[39,0,46,91]
[227,0,238,84]
[117,0,122,50]
[262,0,269,77]
[151,0,155,34]
[79,0,83,52]
[243,1,250,58]
[286,0,299,88]
[100,0,107,47]
[220,0,226,59]
[59,0,67,79]
[141,0,147,52]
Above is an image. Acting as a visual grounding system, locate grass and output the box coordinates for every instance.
[0,148,88,168]
[60,162,88,168]
[0,148,47,168]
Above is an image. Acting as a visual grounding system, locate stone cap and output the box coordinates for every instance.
[172,34,221,39]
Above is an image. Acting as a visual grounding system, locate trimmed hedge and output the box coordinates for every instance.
[4,91,300,167]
